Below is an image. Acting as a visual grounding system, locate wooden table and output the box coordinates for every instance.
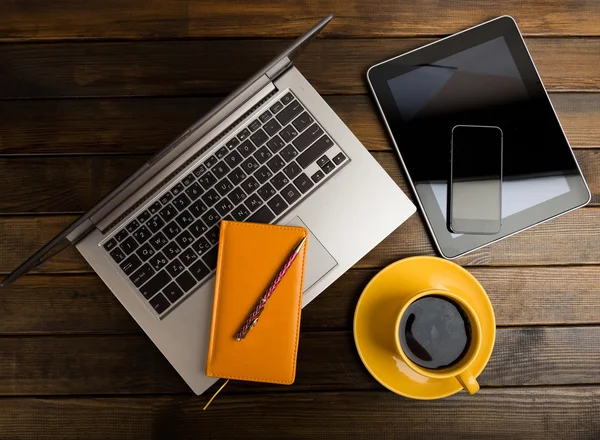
[1,2,599,438]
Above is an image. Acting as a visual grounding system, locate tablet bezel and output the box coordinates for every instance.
[367,16,590,259]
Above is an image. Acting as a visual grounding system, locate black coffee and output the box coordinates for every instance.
[399,295,471,370]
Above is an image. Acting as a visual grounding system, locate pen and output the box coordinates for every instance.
[235,236,307,341]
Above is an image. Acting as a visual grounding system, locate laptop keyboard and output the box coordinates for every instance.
[101,91,349,317]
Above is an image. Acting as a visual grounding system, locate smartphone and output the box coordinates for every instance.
[449,125,503,235]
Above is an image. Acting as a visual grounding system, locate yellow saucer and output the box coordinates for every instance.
[353,256,496,400]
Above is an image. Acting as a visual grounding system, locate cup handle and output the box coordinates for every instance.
[456,370,479,395]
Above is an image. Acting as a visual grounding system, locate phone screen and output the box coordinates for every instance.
[449,125,503,234]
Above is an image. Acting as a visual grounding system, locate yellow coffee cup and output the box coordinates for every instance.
[393,289,482,395]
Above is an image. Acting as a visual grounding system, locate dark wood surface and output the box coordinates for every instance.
[1,1,599,438]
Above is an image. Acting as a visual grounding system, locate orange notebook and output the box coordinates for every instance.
[206,221,308,385]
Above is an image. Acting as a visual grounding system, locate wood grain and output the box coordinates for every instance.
[1,1,600,41]
[0,39,598,99]
[0,388,597,439]
[1,93,598,155]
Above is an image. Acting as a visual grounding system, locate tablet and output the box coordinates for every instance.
[367,16,590,259]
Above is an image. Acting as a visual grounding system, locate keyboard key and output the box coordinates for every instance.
[226,138,240,150]
[180,247,199,265]
[241,176,260,195]
[190,260,211,282]
[159,193,173,205]
[270,101,284,114]
[247,205,276,224]
[189,219,208,238]
[224,150,242,168]
[137,210,152,224]
[173,194,191,211]
[149,201,163,215]
[254,146,273,164]
[163,222,181,241]
[255,166,273,184]
[149,232,169,250]
[292,112,314,132]
[170,183,184,197]
[182,173,195,187]
[166,259,185,277]
[109,247,126,264]
[192,163,207,177]
[189,200,208,217]
[202,209,220,228]
[215,178,234,196]
[297,135,334,168]
[146,215,165,234]
[245,193,264,212]
[266,135,285,153]
[250,129,269,148]
[175,211,195,228]
[240,156,259,173]
[232,204,251,221]
[281,145,298,162]
[259,110,272,123]
[176,271,197,293]
[281,92,294,105]
[267,155,286,173]
[271,172,290,190]
[280,125,299,143]
[115,229,128,242]
[227,167,246,186]
[258,183,277,201]
[163,242,182,259]
[237,128,251,141]
[333,152,347,165]
[202,246,220,270]
[317,155,329,167]
[159,205,178,223]
[293,123,324,152]
[198,171,217,190]
[276,100,303,125]
[311,170,325,183]
[322,160,335,174]
[192,237,211,255]
[293,173,315,194]
[212,161,230,180]
[215,198,234,216]
[175,230,194,249]
[205,155,218,168]
[140,270,170,298]
[267,194,289,215]
[249,119,261,132]
[283,162,302,180]
[136,243,156,260]
[215,146,228,159]
[104,238,117,252]
[120,254,142,276]
[120,236,139,255]
[206,227,220,246]
[202,189,221,207]
[149,253,168,271]
[228,187,247,204]
[126,220,140,233]
[282,184,302,204]
[131,264,154,287]
[185,182,203,201]
[223,215,234,222]
[133,225,152,244]
[150,293,170,314]
[238,140,256,158]
[163,283,184,304]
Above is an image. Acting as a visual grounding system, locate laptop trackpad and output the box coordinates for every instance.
[286,216,338,292]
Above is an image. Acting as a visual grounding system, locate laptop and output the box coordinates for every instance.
[0,14,415,395]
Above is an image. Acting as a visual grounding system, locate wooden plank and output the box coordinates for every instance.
[2,208,600,274]
[0,327,598,395]
[1,1,600,41]
[0,150,598,214]
[0,39,598,99]
[0,388,597,439]
[1,93,598,155]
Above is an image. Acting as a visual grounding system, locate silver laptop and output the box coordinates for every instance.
[0,14,415,395]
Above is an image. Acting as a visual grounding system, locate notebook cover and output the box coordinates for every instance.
[206,221,308,385]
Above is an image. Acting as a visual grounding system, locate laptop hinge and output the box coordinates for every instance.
[266,56,292,81]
